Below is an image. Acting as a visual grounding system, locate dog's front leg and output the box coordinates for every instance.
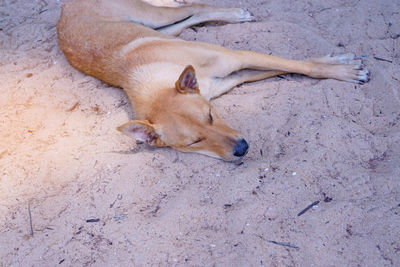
[206,69,286,99]
[198,49,369,99]
[230,50,370,83]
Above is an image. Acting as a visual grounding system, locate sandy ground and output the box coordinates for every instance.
[1,0,399,266]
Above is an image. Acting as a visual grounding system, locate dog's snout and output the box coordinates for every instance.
[233,138,249,157]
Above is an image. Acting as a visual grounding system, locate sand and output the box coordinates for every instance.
[0,0,399,266]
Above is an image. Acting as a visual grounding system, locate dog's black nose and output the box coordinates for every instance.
[233,138,249,157]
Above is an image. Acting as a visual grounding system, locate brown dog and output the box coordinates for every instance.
[57,0,369,162]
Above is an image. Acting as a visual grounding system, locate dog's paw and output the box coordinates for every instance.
[230,8,255,23]
[311,53,370,83]
[239,8,255,22]
[353,68,370,84]
[337,54,370,83]
[330,64,370,84]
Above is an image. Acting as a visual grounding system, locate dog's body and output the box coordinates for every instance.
[57,0,369,161]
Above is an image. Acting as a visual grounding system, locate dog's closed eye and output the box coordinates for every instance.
[188,137,204,146]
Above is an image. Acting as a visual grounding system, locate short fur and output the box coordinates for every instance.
[57,0,369,161]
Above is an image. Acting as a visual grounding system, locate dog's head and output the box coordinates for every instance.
[118,65,249,162]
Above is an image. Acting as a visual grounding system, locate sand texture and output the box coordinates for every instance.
[1,0,399,266]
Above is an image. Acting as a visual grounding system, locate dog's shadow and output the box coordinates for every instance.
[109,142,166,155]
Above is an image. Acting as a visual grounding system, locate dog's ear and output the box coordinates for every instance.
[175,65,200,94]
[117,120,165,146]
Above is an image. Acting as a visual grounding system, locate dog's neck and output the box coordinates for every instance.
[126,87,174,121]
[123,62,190,119]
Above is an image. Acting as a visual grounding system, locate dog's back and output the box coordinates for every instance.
[57,0,167,87]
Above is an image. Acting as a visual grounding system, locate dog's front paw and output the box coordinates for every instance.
[311,53,370,83]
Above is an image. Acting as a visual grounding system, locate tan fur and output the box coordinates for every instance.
[57,0,370,161]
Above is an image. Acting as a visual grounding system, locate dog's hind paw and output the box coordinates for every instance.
[239,8,255,22]
[229,8,255,23]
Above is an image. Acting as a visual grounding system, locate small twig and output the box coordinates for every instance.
[28,203,33,236]
[86,218,100,223]
[257,235,299,249]
[109,194,122,208]
[267,240,299,249]
[150,205,160,215]
[373,56,393,63]
[229,161,244,171]
[67,102,80,112]
[297,200,320,216]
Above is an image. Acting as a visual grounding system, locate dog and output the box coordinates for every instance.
[57,0,370,162]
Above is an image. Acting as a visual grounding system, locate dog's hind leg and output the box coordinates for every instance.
[141,0,189,8]
[157,7,255,36]
[119,0,254,36]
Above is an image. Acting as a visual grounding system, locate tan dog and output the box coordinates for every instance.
[57,0,369,162]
